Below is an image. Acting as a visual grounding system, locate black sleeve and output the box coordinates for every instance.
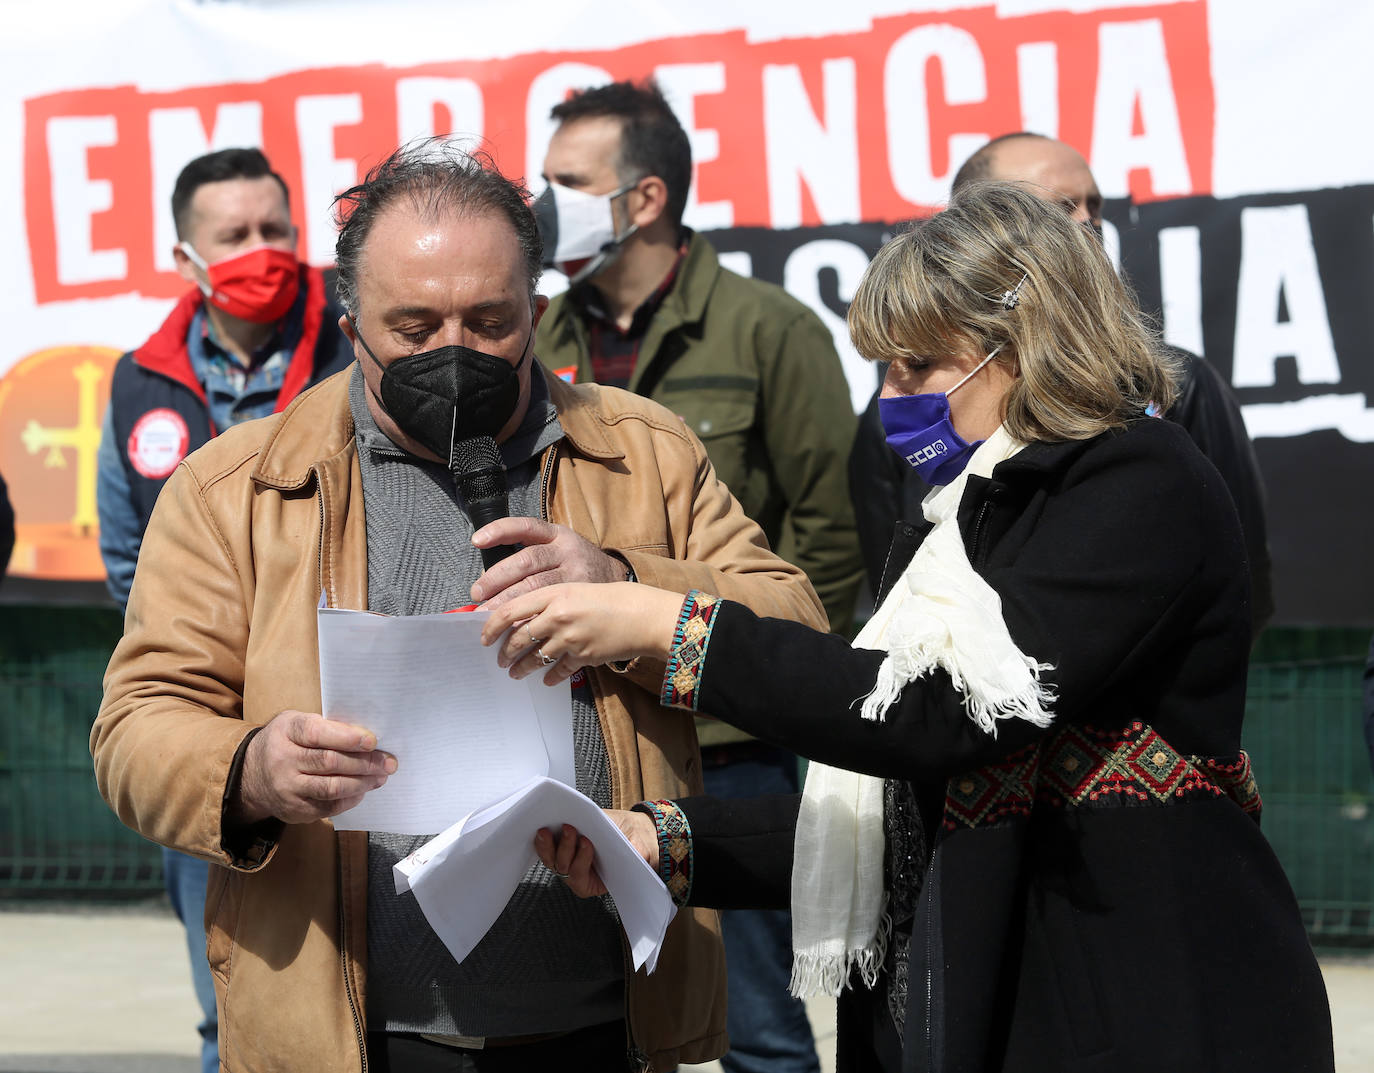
[1363,634,1374,777]
[693,424,1246,780]
[695,603,1039,781]
[675,793,800,910]
[0,471,14,583]
[849,384,905,594]
[1166,348,1273,636]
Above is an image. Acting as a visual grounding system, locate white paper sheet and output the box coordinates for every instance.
[317,607,574,834]
[394,776,676,974]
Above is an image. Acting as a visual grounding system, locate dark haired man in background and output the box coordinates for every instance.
[535,79,862,1073]
[94,146,353,1073]
[92,142,825,1071]
[850,132,1274,640]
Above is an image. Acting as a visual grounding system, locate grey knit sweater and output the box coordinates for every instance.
[348,366,625,1038]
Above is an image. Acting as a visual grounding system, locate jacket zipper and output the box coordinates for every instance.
[317,468,365,1069]
[339,887,368,1072]
[539,441,559,523]
[316,476,328,608]
[969,498,994,568]
[619,937,652,1072]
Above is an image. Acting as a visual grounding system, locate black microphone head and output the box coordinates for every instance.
[451,434,507,502]
[450,432,501,473]
[451,433,518,567]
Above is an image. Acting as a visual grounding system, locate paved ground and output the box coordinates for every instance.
[0,901,1367,1072]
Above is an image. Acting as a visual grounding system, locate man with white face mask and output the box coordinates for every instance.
[535,79,861,1073]
[94,146,353,1073]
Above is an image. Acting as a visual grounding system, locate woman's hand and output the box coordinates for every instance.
[480,581,684,684]
[534,809,660,898]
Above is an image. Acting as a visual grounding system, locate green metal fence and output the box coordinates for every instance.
[0,605,162,894]
[2,608,1372,944]
[1244,655,1374,948]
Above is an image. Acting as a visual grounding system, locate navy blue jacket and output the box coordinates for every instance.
[99,265,353,605]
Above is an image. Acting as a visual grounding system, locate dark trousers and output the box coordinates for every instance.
[366,1020,629,1072]
[702,742,821,1073]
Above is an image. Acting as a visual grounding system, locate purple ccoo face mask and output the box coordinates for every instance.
[879,345,1003,486]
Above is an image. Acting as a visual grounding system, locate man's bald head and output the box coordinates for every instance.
[952,133,1103,232]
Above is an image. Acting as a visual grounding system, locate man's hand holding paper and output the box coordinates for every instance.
[230,709,395,827]
[534,809,660,898]
[394,777,676,974]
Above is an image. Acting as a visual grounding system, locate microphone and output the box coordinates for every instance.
[449,433,519,570]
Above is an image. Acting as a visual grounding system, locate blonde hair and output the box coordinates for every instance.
[848,181,1178,443]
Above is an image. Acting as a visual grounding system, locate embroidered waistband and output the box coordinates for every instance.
[944,721,1261,832]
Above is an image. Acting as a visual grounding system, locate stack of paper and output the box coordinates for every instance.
[317,606,674,971]
[317,606,574,834]
[395,776,676,973]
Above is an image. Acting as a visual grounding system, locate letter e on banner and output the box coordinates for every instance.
[655,62,734,229]
[47,116,127,286]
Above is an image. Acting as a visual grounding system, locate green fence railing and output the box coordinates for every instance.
[0,604,162,894]
[2,608,1372,944]
[1244,656,1373,947]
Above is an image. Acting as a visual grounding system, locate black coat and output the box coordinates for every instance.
[678,418,1331,1073]
[0,470,13,583]
[849,348,1275,637]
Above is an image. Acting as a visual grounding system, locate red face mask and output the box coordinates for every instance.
[180,242,301,324]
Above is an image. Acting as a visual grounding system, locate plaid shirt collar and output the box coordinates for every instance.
[569,235,690,341]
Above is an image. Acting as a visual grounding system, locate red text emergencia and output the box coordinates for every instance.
[23,2,1212,304]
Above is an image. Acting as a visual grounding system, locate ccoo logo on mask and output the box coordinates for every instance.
[904,440,948,467]
[879,344,1005,486]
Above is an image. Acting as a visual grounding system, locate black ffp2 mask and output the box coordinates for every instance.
[349,315,530,463]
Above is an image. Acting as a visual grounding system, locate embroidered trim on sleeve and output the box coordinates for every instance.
[660,591,720,711]
[637,799,694,906]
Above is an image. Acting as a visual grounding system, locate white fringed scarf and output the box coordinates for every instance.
[789,425,1057,998]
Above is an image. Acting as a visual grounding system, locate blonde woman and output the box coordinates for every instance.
[481,182,1333,1072]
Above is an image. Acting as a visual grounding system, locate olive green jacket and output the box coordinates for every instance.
[539,229,861,637]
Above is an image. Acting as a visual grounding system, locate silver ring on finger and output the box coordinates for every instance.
[527,628,542,646]
[538,648,558,667]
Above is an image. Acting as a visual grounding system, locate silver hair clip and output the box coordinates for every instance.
[1000,271,1029,311]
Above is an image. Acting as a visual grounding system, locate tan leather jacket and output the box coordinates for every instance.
[92,368,826,1072]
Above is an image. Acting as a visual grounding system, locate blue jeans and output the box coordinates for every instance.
[701,744,820,1073]
[163,847,219,1073]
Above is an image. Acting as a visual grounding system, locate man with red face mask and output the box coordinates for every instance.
[95,146,353,1073]
[98,147,354,609]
